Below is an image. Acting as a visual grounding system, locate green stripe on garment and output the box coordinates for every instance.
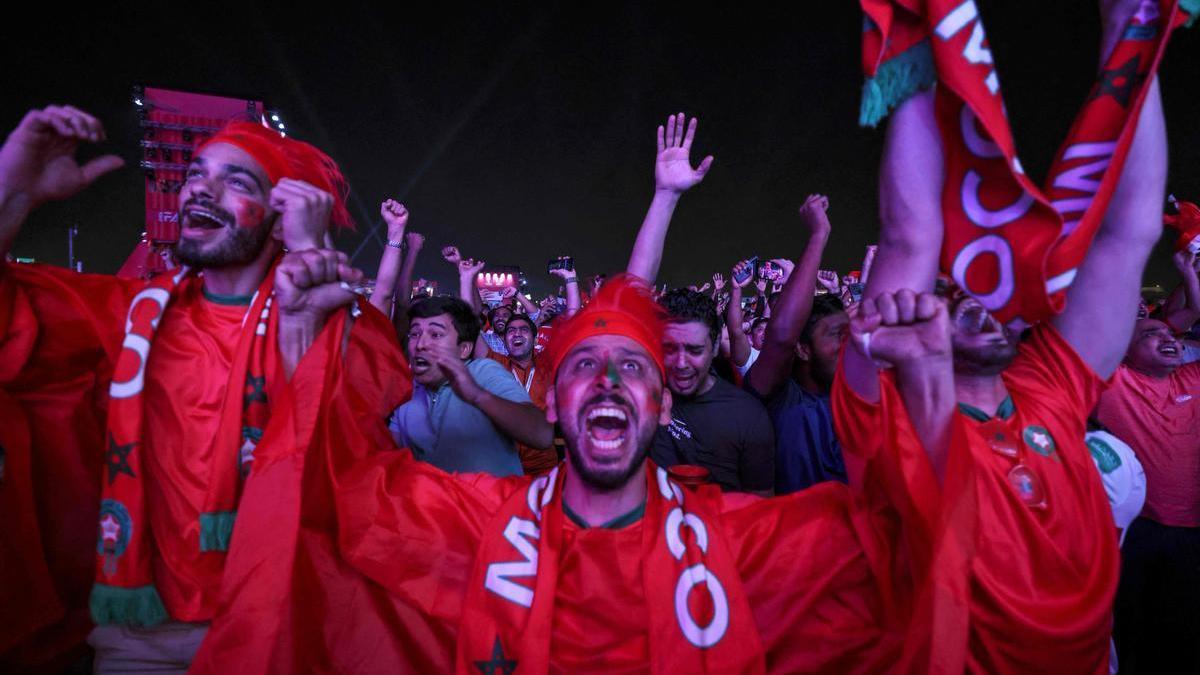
[90,583,169,627]
[199,511,237,552]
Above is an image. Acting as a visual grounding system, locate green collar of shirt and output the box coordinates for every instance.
[202,288,255,306]
[958,395,1015,422]
[562,499,646,530]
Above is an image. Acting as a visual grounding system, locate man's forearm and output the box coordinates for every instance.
[765,231,827,349]
[626,189,681,283]
[459,274,482,314]
[472,392,554,449]
[395,246,420,310]
[726,285,751,366]
[0,188,33,260]
[746,230,828,396]
[515,292,538,315]
[894,354,956,484]
[563,277,581,318]
[278,315,325,380]
[1165,277,1200,333]
[370,246,403,314]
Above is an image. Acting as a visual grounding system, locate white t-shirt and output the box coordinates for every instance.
[736,347,761,376]
[1085,430,1146,547]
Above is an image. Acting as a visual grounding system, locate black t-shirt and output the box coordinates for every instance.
[651,375,775,492]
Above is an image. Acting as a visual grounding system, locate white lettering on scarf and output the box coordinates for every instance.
[485,467,558,608]
[485,517,540,608]
[935,0,999,94]
[1051,142,1116,235]
[657,467,729,649]
[109,287,171,400]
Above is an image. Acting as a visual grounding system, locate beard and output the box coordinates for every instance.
[567,438,650,491]
[175,200,275,269]
[562,393,656,492]
[953,339,1018,376]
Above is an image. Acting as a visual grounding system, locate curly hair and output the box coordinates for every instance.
[659,288,720,346]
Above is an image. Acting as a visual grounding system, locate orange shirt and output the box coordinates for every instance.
[1096,362,1200,527]
[144,279,281,621]
[489,353,558,475]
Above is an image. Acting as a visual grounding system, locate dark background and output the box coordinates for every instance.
[3,2,1198,297]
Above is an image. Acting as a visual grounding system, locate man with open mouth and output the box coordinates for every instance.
[1096,246,1200,672]
[391,295,554,477]
[487,312,560,475]
[0,105,392,672]
[272,271,963,671]
[650,287,775,495]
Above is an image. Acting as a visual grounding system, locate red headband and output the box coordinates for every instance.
[196,121,354,229]
[545,275,666,381]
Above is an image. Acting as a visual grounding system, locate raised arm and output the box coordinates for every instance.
[395,231,423,311]
[369,199,408,314]
[746,195,832,399]
[847,290,955,482]
[1052,76,1166,379]
[511,286,539,318]
[549,262,581,318]
[457,257,485,315]
[726,261,754,368]
[842,90,945,403]
[1162,249,1200,333]
[0,106,124,259]
[626,113,714,283]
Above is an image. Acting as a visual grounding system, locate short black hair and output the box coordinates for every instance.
[800,294,845,344]
[504,313,538,338]
[750,317,769,333]
[488,304,515,324]
[408,296,481,345]
[659,289,720,345]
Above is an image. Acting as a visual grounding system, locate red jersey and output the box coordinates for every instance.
[833,324,1118,673]
[1096,362,1200,527]
[194,312,923,673]
[143,279,284,620]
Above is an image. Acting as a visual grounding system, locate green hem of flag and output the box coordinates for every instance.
[1182,0,1198,28]
[90,583,168,627]
[199,511,237,552]
[859,39,935,128]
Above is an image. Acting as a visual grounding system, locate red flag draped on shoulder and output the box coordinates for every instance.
[189,301,444,674]
[861,0,1195,326]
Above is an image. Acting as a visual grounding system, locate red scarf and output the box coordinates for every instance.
[861,0,1194,326]
[457,462,764,674]
[90,266,277,626]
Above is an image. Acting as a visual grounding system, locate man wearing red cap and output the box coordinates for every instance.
[244,269,963,672]
[0,105,400,671]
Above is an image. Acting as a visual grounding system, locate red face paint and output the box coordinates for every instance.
[233,199,266,229]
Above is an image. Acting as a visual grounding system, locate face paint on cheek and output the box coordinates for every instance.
[233,199,266,230]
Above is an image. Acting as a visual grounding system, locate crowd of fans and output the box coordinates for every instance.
[1,1,1197,671]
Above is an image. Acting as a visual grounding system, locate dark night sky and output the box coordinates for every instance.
[3,3,1198,297]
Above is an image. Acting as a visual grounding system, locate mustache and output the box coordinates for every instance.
[181,198,234,227]
[582,393,633,413]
